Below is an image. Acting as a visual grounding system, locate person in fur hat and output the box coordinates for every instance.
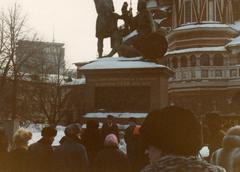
[8,128,32,172]
[140,106,226,172]
[211,125,240,172]
[92,133,131,172]
[52,124,89,172]
[81,120,102,165]
[27,126,57,172]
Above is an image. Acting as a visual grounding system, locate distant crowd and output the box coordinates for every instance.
[0,106,240,171]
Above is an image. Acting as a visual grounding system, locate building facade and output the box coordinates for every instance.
[16,40,65,75]
[148,0,240,116]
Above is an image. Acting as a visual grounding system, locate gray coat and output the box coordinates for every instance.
[52,137,89,172]
[211,135,240,172]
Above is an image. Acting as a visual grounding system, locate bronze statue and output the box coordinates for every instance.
[93,0,121,58]
[94,0,168,60]
[126,0,168,59]
[104,0,168,60]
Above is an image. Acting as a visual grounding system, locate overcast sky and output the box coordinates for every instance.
[0,0,138,67]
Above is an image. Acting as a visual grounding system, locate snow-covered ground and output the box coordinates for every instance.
[27,124,65,146]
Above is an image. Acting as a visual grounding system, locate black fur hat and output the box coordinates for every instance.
[41,126,57,138]
[140,106,201,156]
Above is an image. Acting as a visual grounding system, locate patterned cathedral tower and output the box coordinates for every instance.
[158,0,240,117]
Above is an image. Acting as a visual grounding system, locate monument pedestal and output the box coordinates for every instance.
[76,57,173,119]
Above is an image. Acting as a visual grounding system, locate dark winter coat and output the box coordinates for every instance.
[125,126,147,172]
[27,138,54,172]
[211,135,240,172]
[82,128,102,164]
[125,126,135,154]
[141,155,226,172]
[52,136,89,172]
[92,146,131,172]
[8,148,28,172]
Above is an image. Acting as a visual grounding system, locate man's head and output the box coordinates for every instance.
[64,124,82,139]
[41,126,57,144]
[107,115,114,125]
[140,106,201,160]
[123,1,128,8]
[13,128,32,149]
[86,120,99,130]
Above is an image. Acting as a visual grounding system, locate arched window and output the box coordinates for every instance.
[172,57,178,69]
[200,54,210,66]
[190,55,197,67]
[213,54,224,66]
[180,56,188,67]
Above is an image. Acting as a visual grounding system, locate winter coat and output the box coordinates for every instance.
[82,128,102,164]
[125,126,148,172]
[141,155,226,172]
[27,138,54,172]
[92,146,131,172]
[211,135,240,172]
[8,148,28,172]
[52,136,89,172]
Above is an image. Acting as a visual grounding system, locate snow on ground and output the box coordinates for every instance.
[84,112,147,119]
[27,124,65,146]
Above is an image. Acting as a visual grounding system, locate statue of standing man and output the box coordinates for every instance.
[94,0,119,58]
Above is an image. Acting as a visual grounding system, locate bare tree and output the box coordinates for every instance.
[0,3,40,120]
[29,44,68,125]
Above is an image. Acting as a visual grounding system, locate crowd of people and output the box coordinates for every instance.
[0,106,239,171]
